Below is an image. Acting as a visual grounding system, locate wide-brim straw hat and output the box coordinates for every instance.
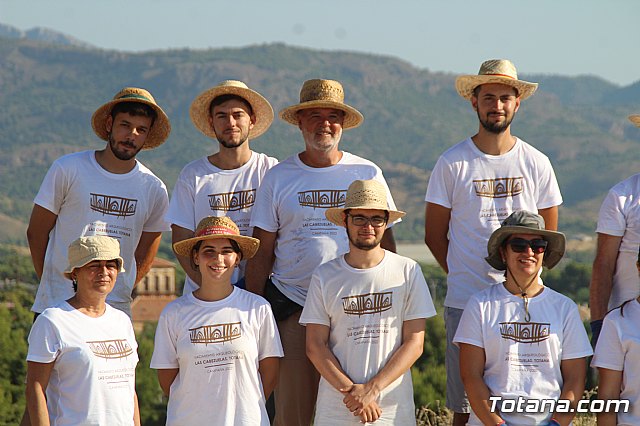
[173,216,260,259]
[190,80,274,140]
[279,79,364,129]
[486,210,565,271]
[91,87,171,150]
[629,115,640,127]
[63,235,125,279]
[325,179,405,227]
[455,59,538,101]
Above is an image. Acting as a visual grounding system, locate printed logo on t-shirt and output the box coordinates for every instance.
[298,189,347,209]
[208,189,256,212]
[499,321,550,344]
[86,339,135,359]
[342,292,393,316]
[473,177,523,199]
[189,322,241,345]
[89,193,138,218]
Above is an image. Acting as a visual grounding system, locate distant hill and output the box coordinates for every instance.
[1,29,640,245]
[0,23,93,48]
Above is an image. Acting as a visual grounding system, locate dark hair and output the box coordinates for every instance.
[473,84,519,98]
[209,95,253,116]
[111,102,157,125]
[189,238,243,271]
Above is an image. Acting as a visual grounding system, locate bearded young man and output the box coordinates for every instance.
[424,59,563,426]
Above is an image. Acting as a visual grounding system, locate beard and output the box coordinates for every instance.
[346,227,382,251]
[216,129,250,149]
[477,111,515,134]
[108,133,143,161]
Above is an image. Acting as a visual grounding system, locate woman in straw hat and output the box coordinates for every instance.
[150,216,283,426]
[25,235,140,425]
[453,211,591,426]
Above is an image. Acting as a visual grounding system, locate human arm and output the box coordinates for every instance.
[589,233,622,323]
[595,367,622,426]
[550,357,587,426]
[538,206,558,231]
[245,227,277,296]
[26,205,58,280]
[424,202,451,273]
[133,391,141,426]
[380,227,396,253]
[134,231,162,286]
[156,369,179,396]
[171,225,201,285]
[25,360,55,426]
[258,357,280,399]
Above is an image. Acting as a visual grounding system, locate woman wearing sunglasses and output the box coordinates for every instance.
[453,211,592,426]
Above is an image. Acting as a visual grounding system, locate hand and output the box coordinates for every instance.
[357,400,382,423]
[340,383,380,416]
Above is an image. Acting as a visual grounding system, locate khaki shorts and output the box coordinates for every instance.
[445,306,471,413]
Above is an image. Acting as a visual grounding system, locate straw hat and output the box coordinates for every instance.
[629,115,640,127]
[63,235,125,278]
[173,216,260,259]
[279,79,364,129]
[91,87,171,149]
[190,80,274,140]
[485,211,565,271]
[325,179,405,227]
[455,59,538,101]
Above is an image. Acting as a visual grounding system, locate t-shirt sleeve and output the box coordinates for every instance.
[596,187,627,237]
[591,314,624,370]
[373,167,401,226]
[258,303,284,360]
[403,263,437,320]
[165,170,196,231]
[143,182,170,233]
[33,160,68,215]
[150,309,179,369]
[560,303,593,360]
[299,272,330,327]
[453,297,484,348]
[26,315,60,364]
[534,156,563,209]
[425,156,453,208]
[250,173,279,232]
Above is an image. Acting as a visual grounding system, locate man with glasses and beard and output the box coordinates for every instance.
[26,87,171,318]
[424,60,563,426]
[301,179,436,425]
[167,80,277,294]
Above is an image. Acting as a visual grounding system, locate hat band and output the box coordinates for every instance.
[482,73,516,79]
[196,225,239,237]
[116,93,154,103]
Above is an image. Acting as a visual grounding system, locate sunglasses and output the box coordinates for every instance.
[506,238,548,254]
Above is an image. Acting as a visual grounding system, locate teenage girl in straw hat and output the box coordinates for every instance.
[453,211,592,426]
[150,216,283,426]
[25,236,140,425]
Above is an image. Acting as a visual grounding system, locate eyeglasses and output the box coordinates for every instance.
[506,238,548,254]
[347,214,387,228]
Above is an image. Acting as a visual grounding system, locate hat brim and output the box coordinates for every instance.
[63,254,125,279]
[629,115,640,127]
[190,86,274,140]
[455,75,538,101]
[173,234,260,260]
[91,99,171,150]
[325,207,405,228]
[485,226,565,271]
[279,101,364,130]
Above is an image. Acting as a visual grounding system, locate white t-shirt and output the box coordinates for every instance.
[453,283,592,426]
[250,152,398,306]
[32,151,170,313]
[596,174,640,310]
[425,137,562,309]
[300,251,436,425]
[592,300,640,426]
[166,152,278,294]
[150,288,283,426]
[27,302,138,425]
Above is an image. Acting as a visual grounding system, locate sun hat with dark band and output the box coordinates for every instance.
[325,179,405,227]
[190,80,274,140]
[91,87,171,150]
[629,115,640,127]
[63,235,125,278]
[455,59,538,101]
[486,210,565,271]
[279,79,364,129]
[173,216,260,259]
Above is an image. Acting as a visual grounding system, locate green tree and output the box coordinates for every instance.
[135,322,167,426]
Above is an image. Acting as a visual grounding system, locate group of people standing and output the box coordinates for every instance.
[18,57,640,425]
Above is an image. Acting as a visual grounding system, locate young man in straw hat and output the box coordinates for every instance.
[167,80,277,295]
[590,114,640,348]
[424,59,562,425]
[26,87,171,318]
[301,179,436,425]
[246,79,399,425]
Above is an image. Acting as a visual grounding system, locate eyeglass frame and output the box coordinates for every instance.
[344,210,389,228]
[503,237,548,254]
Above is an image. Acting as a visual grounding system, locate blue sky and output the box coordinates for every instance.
[2,0,639,86]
